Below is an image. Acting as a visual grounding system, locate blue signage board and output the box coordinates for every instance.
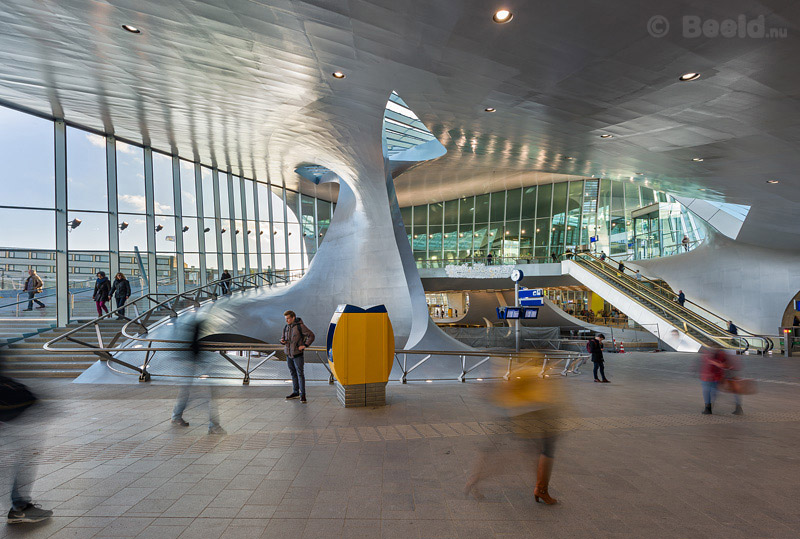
[522,307,539,319]
[520,298,544,306]
[795,300,800,311]
[505,307,521,319]
[590,236,598,243]
[518,288,544,298]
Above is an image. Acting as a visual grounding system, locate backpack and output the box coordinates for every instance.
[586,339,593,353]
[0,375,37,422]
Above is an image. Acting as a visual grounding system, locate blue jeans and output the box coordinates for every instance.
[172,385,220,428]
[702,380,741,406]
[287,355,306,397]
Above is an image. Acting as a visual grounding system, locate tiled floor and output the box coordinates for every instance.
[2,352,799,538]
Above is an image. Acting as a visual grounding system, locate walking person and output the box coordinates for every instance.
[617,260,625,273]
[281,310,315,403]
[682,235,690,251]
[634,269,642,282]
[110,272,131,320]
[599,251,607,261]
[1,349,53,524]
[170,313,225,434]
[727,320,738,335]
[551,252,559,263]
[588,333,610,383]
[92,271,111,317]
[21,269,45,311]
[486,253,493,266]
[219,269,232,295]
[677,290,686,307]
[700,349,743,415]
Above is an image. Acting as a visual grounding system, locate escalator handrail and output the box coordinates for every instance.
[593,253,771,347]
[572,254,749,350]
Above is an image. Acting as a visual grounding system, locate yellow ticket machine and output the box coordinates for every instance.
[327,304,394,407]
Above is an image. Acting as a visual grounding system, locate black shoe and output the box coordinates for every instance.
[7,503,53,524]
[36,305,46,309]
[300,396,307,403]
[22,308,32,312]
[702,404,712,415]
[594,379,601,383]
[286,393,300,400]
[732,405,744,416]
[601,379,610,383]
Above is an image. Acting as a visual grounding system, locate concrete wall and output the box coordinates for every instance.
[633,233,800,336]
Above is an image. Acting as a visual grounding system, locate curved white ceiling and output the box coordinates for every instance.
[0,0,799,248]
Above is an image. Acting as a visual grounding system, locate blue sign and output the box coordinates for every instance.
[496,306,521,319]
[795,300,800,311]
[522,307,539,319]
[518,288,543,298]
[520,298,544,307]
[496,307,505,319]
[590,236,598,243]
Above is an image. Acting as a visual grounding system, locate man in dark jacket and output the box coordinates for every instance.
[281,310,315,403]
[677,290,686,307]
[220,270,232,295]
[588,334,610,383]
[727,320,738,335]
[22,270,45,311]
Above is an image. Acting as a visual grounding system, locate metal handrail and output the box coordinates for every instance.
[44,269,305,380]
[592,252,772,352]
[570,253,756,351]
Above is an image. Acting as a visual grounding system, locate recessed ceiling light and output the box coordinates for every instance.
[484,107,496,112]
[600,134,613,139]
[564,156,574,160]
[493,9,513,23]
[679,72,701,82]
[766,179,779,184]
[332,71,346,79]
[121,24,141,34]
[635,172,644,175]
[699,188,706,191]
[692,157,704,162]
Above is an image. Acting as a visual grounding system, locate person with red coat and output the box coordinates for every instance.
[700,349,743,415]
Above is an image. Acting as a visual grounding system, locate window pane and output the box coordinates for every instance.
[0,208,55,249]
[155,215,176,252]
[152,151,174,215]
[67,211,108,251]
[233,176,243,219]
[443,199,458,224]
[245,179,256,220]
[270,186,284,222]
[202,167,215,218]
[0,106,54,208]
[116,141,145,213]
[285,190,300,225]
[522,186,537,219]
[179,160,197,217]
[474,194,490,223]
[203,218,216,253]
[489,192,505,222]
[506,188,522,222]
[536,184,552,219]
[67,128,107,211]
[413,205,427,227]
[429,202,443,226]
[459,196,474,224]
[119,214,148,252]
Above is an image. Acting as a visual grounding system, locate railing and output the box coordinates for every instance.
[416,255,556,269]
[43,269,305,380]
[572,253,773,352]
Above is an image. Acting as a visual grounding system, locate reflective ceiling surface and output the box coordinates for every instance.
[0,0,799,247]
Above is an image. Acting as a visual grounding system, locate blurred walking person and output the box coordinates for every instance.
[700,349,743,415]
[170,313,225,434]
[281,310,315,403]
[219,269,232,295]
[589,333,610,383]
[21,269,45,311]
[110,272,131,320]
[465,362,564,505]
[0,349,53,523]
[93,271,111,316]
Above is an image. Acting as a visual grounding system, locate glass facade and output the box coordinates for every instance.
[403,179,706,266]
[0,105,334,321]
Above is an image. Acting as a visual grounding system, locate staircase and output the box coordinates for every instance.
[1,319,127,378]
[0,318,57,346]
[564,253,770,353]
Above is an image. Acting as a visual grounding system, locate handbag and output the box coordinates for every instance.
[0,374,38,422]
[719,377,757,395]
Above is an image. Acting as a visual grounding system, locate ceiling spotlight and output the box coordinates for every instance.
[493,9,513,23]
[692,157,704,162]
[459,233,464,238]
[766,179,780,184]
[121,24,141,34]
[600,134,613,139]
[68,218,82,231]
[203,227,211,233]
[273,230,277,234]
[288,232,292,236]
[235,229,240,235]
[221,228,227,234]
[247,230,252,235]
[635,172,644,175]
[414,234,418,239]
[521,229,525,233]
[182,225,189,232]
[679,72,701,82]
[332,71,346,79]
[118,221,129,231]
[319,233,324,237]
[484,107,496,112]
[260,230,264,235]
[564,156,574,160]
[155,224,163,232]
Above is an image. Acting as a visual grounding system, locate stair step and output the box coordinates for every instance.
[3,369,87,378]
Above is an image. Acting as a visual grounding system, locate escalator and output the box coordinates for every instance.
[564,253,772,353]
